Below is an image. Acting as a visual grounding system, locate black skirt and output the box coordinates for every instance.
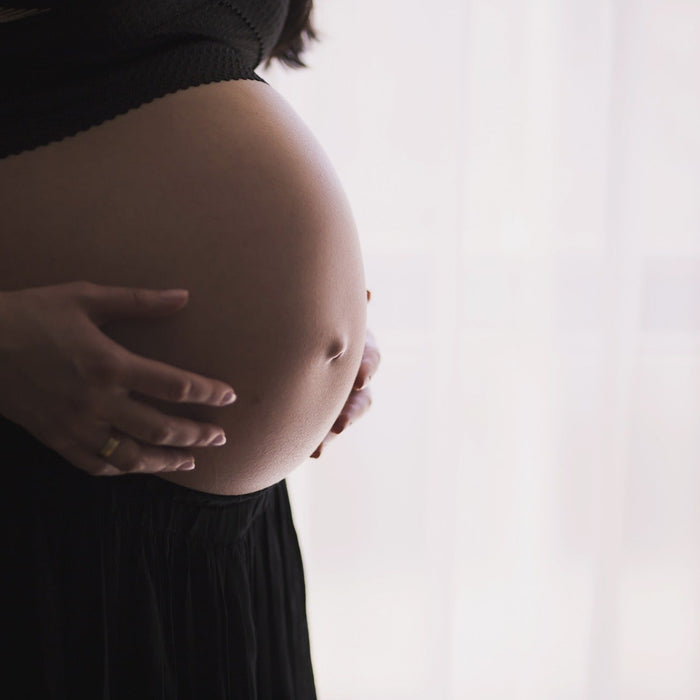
[0,416,317,699]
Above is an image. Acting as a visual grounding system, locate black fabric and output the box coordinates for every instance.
[0,0,290,159]
[0,415,317,699]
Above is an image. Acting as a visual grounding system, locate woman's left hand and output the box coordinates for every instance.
[310,291,380,459]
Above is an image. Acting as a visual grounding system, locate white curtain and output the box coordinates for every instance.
[260,1,700,697]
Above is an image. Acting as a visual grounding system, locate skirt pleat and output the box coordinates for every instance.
[0,416,316,699]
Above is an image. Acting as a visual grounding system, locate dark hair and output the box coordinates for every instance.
[263,0,321,70]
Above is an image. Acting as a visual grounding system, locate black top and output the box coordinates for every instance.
[0,0,290,159]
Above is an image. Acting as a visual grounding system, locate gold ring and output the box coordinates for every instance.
[99,435,120,459]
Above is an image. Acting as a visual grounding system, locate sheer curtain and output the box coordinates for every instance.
[260,1,700,697]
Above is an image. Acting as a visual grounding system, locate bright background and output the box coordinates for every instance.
[260,1,700,698]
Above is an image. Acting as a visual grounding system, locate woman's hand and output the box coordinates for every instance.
[310,290,380,459]
[0,281,238,477]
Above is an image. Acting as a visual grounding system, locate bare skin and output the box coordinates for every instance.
[0,79,368,495]
[0,282,246,477]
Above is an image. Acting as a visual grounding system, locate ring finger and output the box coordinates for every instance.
[67,419,197,474]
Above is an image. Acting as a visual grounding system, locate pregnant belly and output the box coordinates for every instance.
[0,80,367,495]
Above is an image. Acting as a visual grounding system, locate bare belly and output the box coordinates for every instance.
[0,79,367,494]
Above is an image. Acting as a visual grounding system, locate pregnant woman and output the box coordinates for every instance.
[0,1,380,697]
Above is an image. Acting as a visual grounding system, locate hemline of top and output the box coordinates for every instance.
[0,39,269,161]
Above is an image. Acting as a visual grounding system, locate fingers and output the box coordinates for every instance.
[59,443,124,477]
[56,435,197,477]
[50,390,232,476]
[310,324,380,460]
[91,430,197,474]
[52,407,203,475]
[122,350,237,407]
[78,282,191,326]
[310,386,373,459]
[76,283,238,404]
[109,395,227,448]
[331,387,373,434]
[352,330,381,391]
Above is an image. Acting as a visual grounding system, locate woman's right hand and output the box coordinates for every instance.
[0,281,237,477]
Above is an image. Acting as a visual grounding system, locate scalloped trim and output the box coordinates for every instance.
[1,75,268,161]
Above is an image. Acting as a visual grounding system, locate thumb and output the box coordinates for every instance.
[81,285,190,326]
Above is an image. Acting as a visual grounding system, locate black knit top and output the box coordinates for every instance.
[0,0,290,160]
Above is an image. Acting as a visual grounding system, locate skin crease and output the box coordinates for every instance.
[0,79,377,494]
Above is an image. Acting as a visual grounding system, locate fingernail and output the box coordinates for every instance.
[161,289,188,302]
[311,446,322,459]
[210,433,226,446]
[220,391,237,405]
[178,460,195,470]
[332,418,348,434]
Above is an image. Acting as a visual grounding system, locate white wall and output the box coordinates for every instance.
[260,1,700,698]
